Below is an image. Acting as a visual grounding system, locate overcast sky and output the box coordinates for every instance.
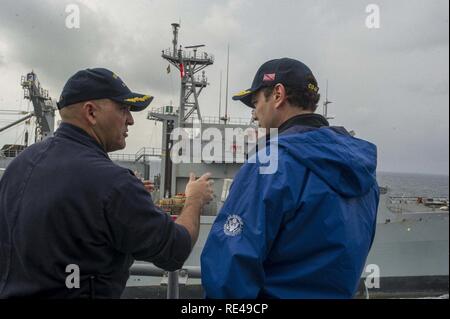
[0,0,448,175]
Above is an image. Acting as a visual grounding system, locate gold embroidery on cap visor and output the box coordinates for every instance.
[124,95,152,103]
[307,83,319,92]
[233,90,252,98]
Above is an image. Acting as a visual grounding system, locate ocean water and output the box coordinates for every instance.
[377,171,449,198]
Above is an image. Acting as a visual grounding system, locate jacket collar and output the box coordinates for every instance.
[278,113,329,135]
[54,122,108,156]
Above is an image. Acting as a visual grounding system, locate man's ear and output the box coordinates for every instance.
[82,101,98,125]
[273,83,287,109]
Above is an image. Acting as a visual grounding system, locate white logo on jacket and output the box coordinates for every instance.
[224,214,243,236]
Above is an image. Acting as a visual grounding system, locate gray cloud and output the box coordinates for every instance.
[0,0,115,89]
[0,0,448,175]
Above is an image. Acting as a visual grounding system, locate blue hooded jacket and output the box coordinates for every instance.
[200,125,379,299]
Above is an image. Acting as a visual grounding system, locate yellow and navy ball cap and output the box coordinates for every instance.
[232,58,318,108]
[57,68,154,112]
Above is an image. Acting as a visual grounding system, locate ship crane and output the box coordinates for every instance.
[20,71,56,142]
[0,71,56,143]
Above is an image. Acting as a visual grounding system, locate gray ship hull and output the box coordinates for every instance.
[125,209,449,298]
[367,214,449,278]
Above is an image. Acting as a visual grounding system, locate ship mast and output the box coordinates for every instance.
[148,23,214,199]
[321,81,356,135]
[221,44,230,124]
[160,23,214,126]
[322,80,334,120]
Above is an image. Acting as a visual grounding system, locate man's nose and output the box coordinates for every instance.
[127,111,134,126]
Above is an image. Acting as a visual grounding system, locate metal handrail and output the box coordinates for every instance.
[148,106,253,126]
[108,153,136,161]
[187,116,252,125]
[130,264,201,278]
[110,148,162,162]
[162,49,214,63]
[129,263,201,299]
[137,147,162,158]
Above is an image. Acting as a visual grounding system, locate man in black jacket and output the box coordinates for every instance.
[0,68,213,298]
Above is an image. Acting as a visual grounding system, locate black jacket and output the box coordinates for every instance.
[0,123,191,298]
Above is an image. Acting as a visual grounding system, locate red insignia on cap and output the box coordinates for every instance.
[263,73,275,81]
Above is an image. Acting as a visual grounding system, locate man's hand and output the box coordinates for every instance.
[185,172,214,208]
[176,172,214,248]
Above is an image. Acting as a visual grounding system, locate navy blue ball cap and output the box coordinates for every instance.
[57,68,154,112]
[232,58,319,108]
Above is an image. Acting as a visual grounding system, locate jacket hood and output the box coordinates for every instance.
[277,126,378,197]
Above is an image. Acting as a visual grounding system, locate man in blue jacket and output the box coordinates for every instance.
[200,58,379,299]
[0,68,213,298]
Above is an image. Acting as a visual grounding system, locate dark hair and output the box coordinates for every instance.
[262,76,320,112]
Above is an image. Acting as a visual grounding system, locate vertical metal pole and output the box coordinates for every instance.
[144,156,150,180]
[325,80,329,118]
[224,44,230,123]
[160,120,167,200]
[218,70,222,119]
[179,52,186,127]
[172,23,179,58]
[167,270,180,299]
